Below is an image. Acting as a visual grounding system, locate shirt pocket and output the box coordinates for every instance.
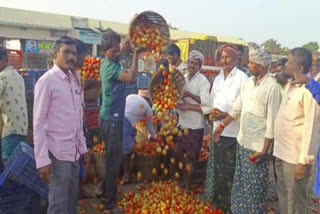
[251,93,267,118]
[281,93,303,122]
[243,112,266,140]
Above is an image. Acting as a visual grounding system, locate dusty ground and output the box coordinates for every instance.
[78,161,320,214]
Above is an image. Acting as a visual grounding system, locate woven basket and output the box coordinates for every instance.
[129,11,170,51]
[135,122,149,144]
[148,69,186,103]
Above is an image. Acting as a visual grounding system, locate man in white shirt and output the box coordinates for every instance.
[176,50,211,193]
[122,90,156,182]
[213,47,281,213]
[273,48,320,214]
[204,45,248,213]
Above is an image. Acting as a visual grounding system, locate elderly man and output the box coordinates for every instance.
[205,45,248,213]
[176,50,211,193]
[122,89,156,182]
[273,48,320,214]
[213,47,282,213]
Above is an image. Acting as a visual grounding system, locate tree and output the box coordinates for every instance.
[262,39,289,55]
[262,39,282,53]
[302,42,319,53]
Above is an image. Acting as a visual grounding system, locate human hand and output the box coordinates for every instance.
[295,163,307,181]
[177,103,189,111]
[213,125,224,143]
[249,151,267,164]
[121,37,132,53]
[39,164,52,185]
[212,108,228,121]
[181,91,192,99]
[134,47,146,55]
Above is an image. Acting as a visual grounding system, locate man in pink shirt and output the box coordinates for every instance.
[33,36,87,214]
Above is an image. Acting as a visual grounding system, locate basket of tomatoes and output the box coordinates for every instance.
[129,11,170,62]
[80,57,102,102]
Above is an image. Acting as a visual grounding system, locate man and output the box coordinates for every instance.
[33,36,88,214]
[287,72,320,201]
[213,47,282,213]
[176,50,211,193]
[99,35,144,213]
[122,89,156,182]
[205,44,248,213]
[273,47,320,214]
[167,43,187,74]
[312,59,320,78]
[271,58,290,94]
[0,46,28,162]
[74,39,88,69]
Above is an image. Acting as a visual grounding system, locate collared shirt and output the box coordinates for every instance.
[274,81,320,165]
[125,94,156,139]
[100,58,126,122]
[229,73,282,152]
[178,71,211,129]
[211,67,248,137]
[33,65,87,169]
[0,66,28,138]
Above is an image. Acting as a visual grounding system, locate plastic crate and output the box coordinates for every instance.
[0,142,48,199]
[125,82,137,89]
[37,69,47,80]
[84,101,100,111]
[84,110,100,130]
[0,180,32,214]
[136,72,151,89]
[21,71,38,93]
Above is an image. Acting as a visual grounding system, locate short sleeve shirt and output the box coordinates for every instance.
[0,66,28,138]
[99,58,126,121]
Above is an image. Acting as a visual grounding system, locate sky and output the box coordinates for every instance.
[0,0,318,48]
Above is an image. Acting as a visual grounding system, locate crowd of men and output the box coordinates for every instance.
[0,34,320,214]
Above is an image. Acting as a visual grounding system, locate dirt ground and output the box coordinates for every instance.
[78,160,320,214]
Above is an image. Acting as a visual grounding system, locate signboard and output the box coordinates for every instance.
[25,40,39,53]
[25,40,54,54]
[37,41,54,54]
[80,30,102,45]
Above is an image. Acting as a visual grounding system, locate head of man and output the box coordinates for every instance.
[248,47,271,77]
[74,39,88,69]
[187,50,204,76]
[167,43,181,66]
[0,46,8,72]
[313,59,320,76]
[272,58,290,86]
[156,58,169,71]
[54,36,77,72]
[29,41,35,50]
[138,89,152,107]
[104,35,121,62]
[287,47,312,78]
[273,58,288,73]
[220,45,239,73]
